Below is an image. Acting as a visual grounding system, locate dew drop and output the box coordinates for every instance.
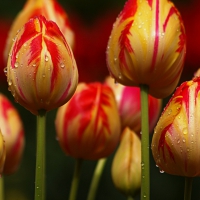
[8,80,12,86]
[183,128,188,135]
[32,64,36,67]
[60,63,65,68]
[42,74,45,78]
[45,55,49,62]
[160,169,164,173]
[3,67,7,76]
[14,62,19,68]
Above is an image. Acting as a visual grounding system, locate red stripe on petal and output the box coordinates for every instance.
[119,20,134,71]
[163,7,176,32]
[57,81,71,103]
[147,0,153,8]
[1,97,12,120]
[119,0,137,23]
[158,124,175,162]
[151,0,159,71]
[28,34,42,65]
[44,38,60,91]
[11,18,39,68]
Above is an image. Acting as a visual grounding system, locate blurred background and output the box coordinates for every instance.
[0,0,200,199]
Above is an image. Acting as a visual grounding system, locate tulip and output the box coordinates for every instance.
[6,15,78,115]
[152,77,200,177]
[112,127,141,197]
[105,76,162,133]
[0,93,24,174]
[4,0,74,63]
[106,0,186,98]
[55,82,121,160]
[0,130,6,174]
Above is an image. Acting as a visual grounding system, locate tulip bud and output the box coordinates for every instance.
[7,16,78,115]
[0,130,6,174]
[152,77,200,177]
[106,0,186,98]
[55,82,121,160]
[4,0,74,63]
[105,76,161,133]
[0,94,24,174]
[112,127,141,197]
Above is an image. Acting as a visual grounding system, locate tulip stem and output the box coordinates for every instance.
[35,110,46,200]
[87,158,107,200]
[184,177,193,200]
[140,84,150,200]
[0,176,4,200]
[69,159,82,200]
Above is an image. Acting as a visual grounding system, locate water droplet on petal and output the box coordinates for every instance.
[3,67,7,76]
[8,80,12,86]
[160,169,165,173]
[60,63,65,68]
[45,55,49,62]
[15,62,19,68]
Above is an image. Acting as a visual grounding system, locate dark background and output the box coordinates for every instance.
[0,0,200,200]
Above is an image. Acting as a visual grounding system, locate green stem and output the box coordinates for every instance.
[35,110,46,200]
[140,84,150,200]
[69,159,82,200]
[184,177,193,200]
[0,176,4,200]
[87,158,107,200]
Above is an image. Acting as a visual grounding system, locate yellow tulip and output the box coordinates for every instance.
[55,82,121,160]
[106,0,186,98]
[7,16,78,115]
[112,127,141,197]
[152,77,200,177]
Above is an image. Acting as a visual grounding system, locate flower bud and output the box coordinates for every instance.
[112,127,141,197]
[0,130,6,174]
[105,76,161,133]
[7,16,78,115]
[106,0,186,98]
[152,77,200,177]
[55,82,121,160]
[4,0,74,63]
[0,94,24,175]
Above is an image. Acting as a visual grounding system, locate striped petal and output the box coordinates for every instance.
[106,0,186,98]
[7,16,78,115]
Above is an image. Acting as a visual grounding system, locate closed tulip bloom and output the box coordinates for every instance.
[7,16,78,115]
[105,77,161,133]
[106,0,186,98]
[0,130,6,174]
[4,0,74,62]
[0,94,24,174]
[55,82,121,160]
[112,127,141,197]
[152,77,200,177]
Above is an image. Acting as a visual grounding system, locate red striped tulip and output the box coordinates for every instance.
[112,127,141,197]
[0,94,24,174]
[106,0,186,98]
[0,130,6,174]
[4,0,74,63]
[55,82,121,160]
[105,77,161,133]
[7,16,78,115]
[151,77,200,177]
